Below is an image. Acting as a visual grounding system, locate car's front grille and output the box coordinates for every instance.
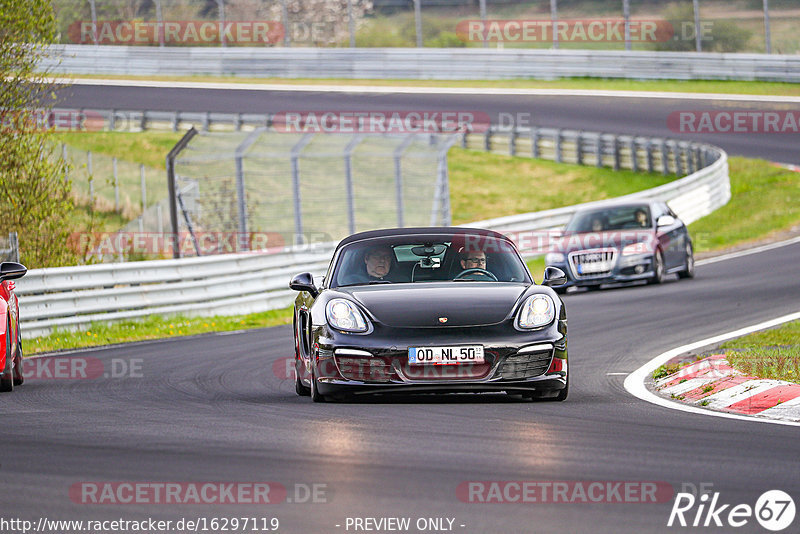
[498,347,553,379]
[335,356,395,382]
[569,249,617,279]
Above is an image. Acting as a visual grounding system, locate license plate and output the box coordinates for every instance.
[578,262,611,274]
[408,346,484,365]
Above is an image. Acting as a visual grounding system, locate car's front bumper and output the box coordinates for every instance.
[548,252,654,288]
[305,320,567,397]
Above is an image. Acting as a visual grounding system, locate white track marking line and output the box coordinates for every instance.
[696,236,800,267]
[624,310,800,427]
[52,77,800,103]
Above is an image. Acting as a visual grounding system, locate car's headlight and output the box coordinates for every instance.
[545,252,565,264]
[326,299,368,332]
[516,294,556,329]
[622,242,650,256]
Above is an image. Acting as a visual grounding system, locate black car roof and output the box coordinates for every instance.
[335,227,512,250]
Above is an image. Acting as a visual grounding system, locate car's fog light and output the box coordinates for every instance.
[635,265,645,274]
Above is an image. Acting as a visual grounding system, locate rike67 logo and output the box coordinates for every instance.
[668,485,795,531]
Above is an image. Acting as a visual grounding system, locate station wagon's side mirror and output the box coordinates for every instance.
[0,262,27,281]
[289,272,318,298]
[541,266,567,287]
[656,215,676,228]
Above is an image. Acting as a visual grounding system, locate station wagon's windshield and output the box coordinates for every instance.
[565,205,652,233]
[330,234,531,287]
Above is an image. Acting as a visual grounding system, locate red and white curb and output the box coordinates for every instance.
[656,354,800,422]
[625,310,800,427]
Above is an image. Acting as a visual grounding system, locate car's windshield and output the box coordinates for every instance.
[330,233,531,287]
[565,205,652,233]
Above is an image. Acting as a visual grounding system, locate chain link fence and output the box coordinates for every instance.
[158,130,457,257]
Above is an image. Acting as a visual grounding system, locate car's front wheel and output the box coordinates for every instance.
[648,250,666,285]
[310,365,326,403]
[678,242,695,279]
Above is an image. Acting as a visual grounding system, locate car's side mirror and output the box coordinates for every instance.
[289,272,319,297]
[0,262,27,281]
[656,215,676,228]
[541,266,567,287]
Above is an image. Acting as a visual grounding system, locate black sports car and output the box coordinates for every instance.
[289,227,568,402]
[545,201,695,293]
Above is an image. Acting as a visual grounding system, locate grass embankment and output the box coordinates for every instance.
[29,309,294,354]
[67,75,800,97]
[721,321,800,383]
[688,158,800,253]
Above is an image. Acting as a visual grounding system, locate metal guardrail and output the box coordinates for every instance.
[16,126,729,339]
[42,45,800,82]
[16,245,334,339]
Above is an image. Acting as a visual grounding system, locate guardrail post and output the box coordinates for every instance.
[595,133,603,168]
[484,129,492,152]
[461,131,468,149]
[166,127,198,259]
[203,113,210,132]
[613,135,620,171]
[661,139,669,175]
[575,132,583,166]
[646,140,654,173]
[531,127,540,159]
[555,129,563,163]
[109,109,116,130]
[509,129,517,157]
[675,143,684,176]
[172,112,179,132]
[630,138,638,172]
[140,111,147,131]
[235,113,242,132]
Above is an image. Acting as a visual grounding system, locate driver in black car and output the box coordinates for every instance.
[460,249,487,271]
[364,246,394,281]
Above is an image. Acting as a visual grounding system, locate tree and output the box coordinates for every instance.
[0,0,76,267]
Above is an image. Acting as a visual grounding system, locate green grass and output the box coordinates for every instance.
[688,157,800,253]
[720,320,800,382]
[52,132,183,170]
[449,148,676,224]
[65,74,800,97]
[28,307,293,355]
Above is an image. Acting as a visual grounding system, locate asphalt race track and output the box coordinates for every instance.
[1,84,797,533]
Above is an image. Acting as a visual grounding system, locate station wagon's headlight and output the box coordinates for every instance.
[545,252,565,264]
[517,294,556,329]
[326,299,368,332]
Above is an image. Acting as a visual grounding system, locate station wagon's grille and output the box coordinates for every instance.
[569,249,617,279]
[498,348,553,379]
